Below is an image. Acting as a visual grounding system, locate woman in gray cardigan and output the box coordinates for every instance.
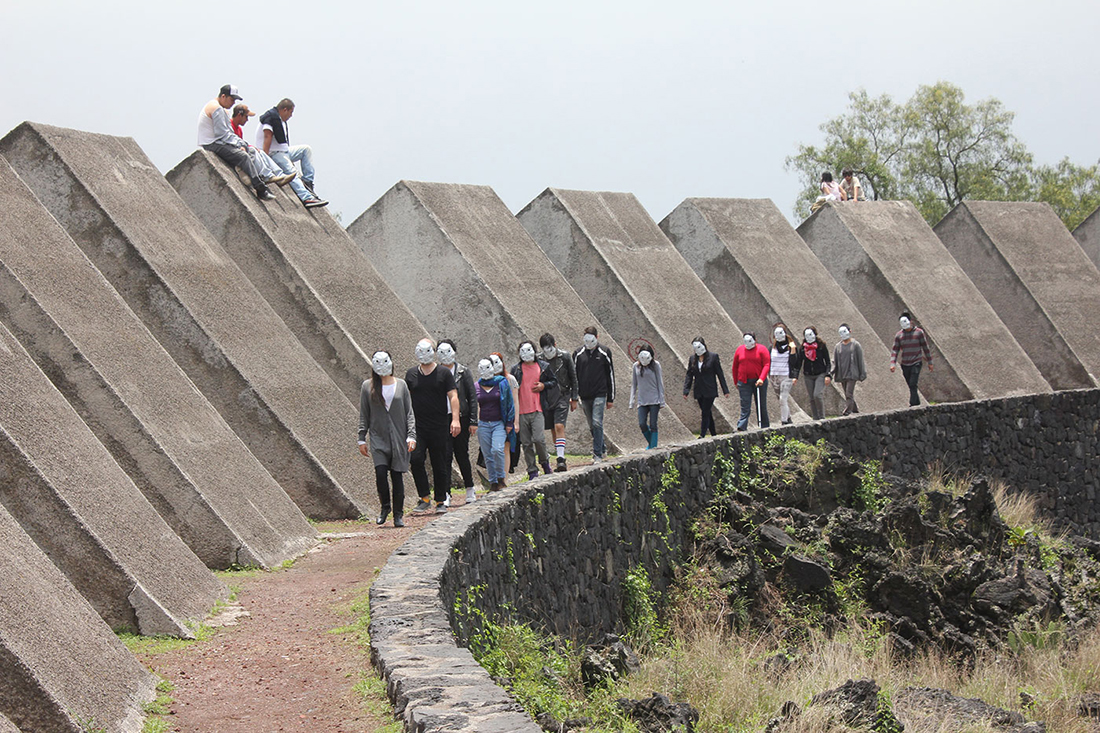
[629,345,666,449]
[358,351,417,527]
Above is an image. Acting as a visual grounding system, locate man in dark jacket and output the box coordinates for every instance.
[572,326,614,462]
[256,98,328,209]
[539,332,577,472]
[438,339,478,504]
[510,341,558,479]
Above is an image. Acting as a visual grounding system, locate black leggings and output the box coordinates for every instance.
[452,417,474,488]
[375,464,405,518]
[410,429,454,503]
[698,396,718,437]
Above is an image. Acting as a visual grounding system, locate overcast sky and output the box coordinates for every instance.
[3,0,1097,226]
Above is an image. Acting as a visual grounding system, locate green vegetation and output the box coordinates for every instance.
[140,678,175,733]
[855,459,889,513]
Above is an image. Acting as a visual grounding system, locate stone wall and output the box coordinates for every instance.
[370,388,1100,731]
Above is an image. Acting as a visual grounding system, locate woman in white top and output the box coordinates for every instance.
[358,351,416,527]
[769,323,799,425]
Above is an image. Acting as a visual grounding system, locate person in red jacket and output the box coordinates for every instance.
[731,332,770,431]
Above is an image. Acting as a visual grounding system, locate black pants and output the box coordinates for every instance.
[901,363,922,406]
[410,428,454,503]
[698,396,718,436]
[452,417,474,488]
[375,464,405,518]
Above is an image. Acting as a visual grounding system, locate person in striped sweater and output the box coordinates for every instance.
[889,311,933,406]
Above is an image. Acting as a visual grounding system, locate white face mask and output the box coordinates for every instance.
[743,334,755,348]
[804,330,816,344]
[477,359,495,380]
[415,340,435,365]
[774,327,786,341]
[436,343,456,365]
[693,341,706,356]
[542,345,556,360]
[372,351,393,377]
[899,316,912,330]
[838,326,850,340]
[638,350,653,366]
[519,343,536,363]
[583,334,598,350]
[490,354,504,375]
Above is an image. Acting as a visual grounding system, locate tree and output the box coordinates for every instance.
[786,81,1100,228]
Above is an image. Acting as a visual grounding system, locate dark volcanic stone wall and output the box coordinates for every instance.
[370,389,1100,731]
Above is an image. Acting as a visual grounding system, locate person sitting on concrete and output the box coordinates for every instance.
[197,84,274,201]
[731,332,770,431]
[890,311,933,407]
[510,341,557,479]
[832,324,867,415]
[811,171,848,213]
[229,104,295,189]
[539,332,578,472]
[256,98,328,209]
[628,344,665,449]
[841,169,866,202]
[573,326,615,463]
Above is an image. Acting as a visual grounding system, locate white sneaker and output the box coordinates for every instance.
[465,488,477,503]
[592,455,603,464]
[444,495,451,508]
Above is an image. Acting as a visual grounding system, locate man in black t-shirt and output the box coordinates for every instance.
[406,338,461,513]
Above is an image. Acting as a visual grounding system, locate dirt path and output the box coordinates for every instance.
[137,513,446,732]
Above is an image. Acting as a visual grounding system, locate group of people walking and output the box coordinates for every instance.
[357,313,933,526]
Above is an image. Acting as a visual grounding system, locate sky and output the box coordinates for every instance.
[2,0,1098,226]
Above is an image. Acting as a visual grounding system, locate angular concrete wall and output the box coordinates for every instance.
[661,198,909,416]
[518,188,742,432]
[168,150,430,403]
[0,320,226,636]
[1073,205,1100,270]
[348,181,693,452]
[0,157,316,569]
[936,201,1100,389]
[797,202,1050,402]
[0,122,370,519]
[0,503,155,733]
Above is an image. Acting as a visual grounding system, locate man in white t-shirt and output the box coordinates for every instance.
[256,98,328,209]
[196,84,274,201]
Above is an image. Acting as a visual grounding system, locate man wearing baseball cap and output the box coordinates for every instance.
[197,84,275,201]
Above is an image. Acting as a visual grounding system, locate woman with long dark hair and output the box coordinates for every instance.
[357,351,416,527]
[770,323,799,425]
[629,344,665,448]
[792,326,831,420]
[683,337,729,437]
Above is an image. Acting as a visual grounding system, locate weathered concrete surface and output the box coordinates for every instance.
[797,202,1050,402]
[936,201,1100,389]
[349,181,693,451]
[0,503,155,733]
[662,198,909,416]
[518,188,743,432]
[0,714,17,733]
[0,320,226,635]
[1073,205,1100,270]
[0,157,316,569]
[0,122,369,519]
[168,150,430,403]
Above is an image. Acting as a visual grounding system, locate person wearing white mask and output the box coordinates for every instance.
[405,338,461,514]
[489,351,521,482]
[538,332,578,471]
[437,339,479,505]
[474,358,515,492]
[832,324,867,416]
[792,326,831,420]
[890,310,933,407]
[770,323,799,425]
[510,341,559,480]
[682,336,730,437]
[572,326,615,463]
[731,332,771,431]
[628,344,665,449]
[358,351,416,528]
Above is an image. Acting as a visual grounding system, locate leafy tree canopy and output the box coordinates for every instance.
[786,81,1100,228]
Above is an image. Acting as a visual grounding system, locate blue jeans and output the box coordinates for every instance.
[736,380,769,430]
[638,404,660,448]
[581,396,607,458]
[270,145,315,201]
[477,420,506,482]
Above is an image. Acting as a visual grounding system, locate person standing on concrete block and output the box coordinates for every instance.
[539,333,578,472]
[358,351,416,528]
[437,339,478,505]
[770,324,800,426]
[629,345,665,448]
[256,98,328,209]
[406,339,460,514]
[511,341,557,480]
[793,327,831,420]
[731,332,770,431]
[683,337,730,437]
[196,84,275,201]
[573,326,615,463]
[230,104,295,188]
[832,324,867,416]
[475,358,514,492]
[890,311,933,407]
[489,352,520,482]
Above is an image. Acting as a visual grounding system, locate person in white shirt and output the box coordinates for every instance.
[196,84,274,201]
[256,98,328,209]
